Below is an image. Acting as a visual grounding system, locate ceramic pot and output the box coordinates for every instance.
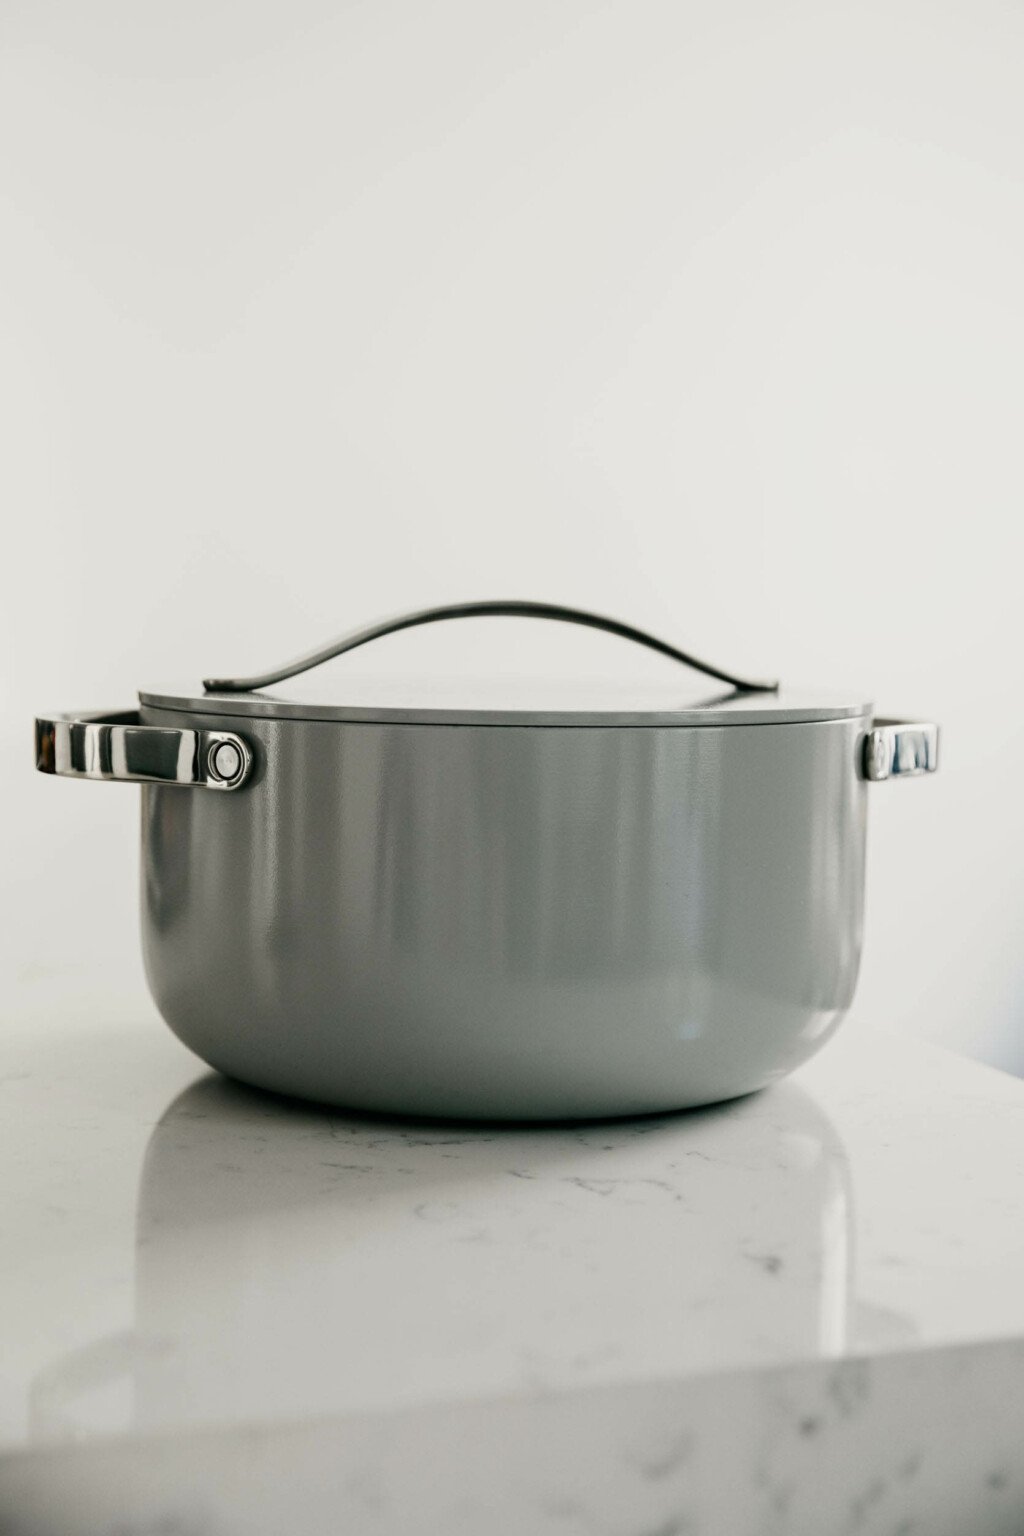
[35,601,938,1118]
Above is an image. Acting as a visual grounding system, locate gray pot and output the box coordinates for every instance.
[35,602,938,1119]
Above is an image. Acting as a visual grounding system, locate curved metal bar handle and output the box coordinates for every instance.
[35,711,254,792]
[862,719,939,781]
[203,600,779,695]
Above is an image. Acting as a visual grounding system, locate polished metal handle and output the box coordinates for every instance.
[862,719,939,782]
[35,711,254,791]
[203,600,779,695]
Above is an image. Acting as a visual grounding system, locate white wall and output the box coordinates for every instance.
[3,0,1022,1069]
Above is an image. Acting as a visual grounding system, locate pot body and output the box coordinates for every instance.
[140,707,868,1119]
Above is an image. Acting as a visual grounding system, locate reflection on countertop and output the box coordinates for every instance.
[4,991,1024,1480]
[31,1071,853,1441]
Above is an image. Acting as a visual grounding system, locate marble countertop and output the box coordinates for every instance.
[2,976,1023,1533]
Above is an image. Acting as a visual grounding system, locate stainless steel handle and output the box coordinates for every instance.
[862,719,939,782]
[203,600,779,696]
[35,711,254,791]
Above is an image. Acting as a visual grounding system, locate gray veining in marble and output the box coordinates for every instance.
[3,1340,1023,1536]
[2,976,1024,1532]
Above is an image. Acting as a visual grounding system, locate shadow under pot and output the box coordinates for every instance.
[34,600,939,1119]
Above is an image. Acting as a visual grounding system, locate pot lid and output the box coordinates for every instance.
[140,602,872,727]
[140,677,869,727]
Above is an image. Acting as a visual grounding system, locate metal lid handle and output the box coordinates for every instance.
[203,601,779,696]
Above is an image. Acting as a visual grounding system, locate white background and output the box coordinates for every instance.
[2,0,1021,1070]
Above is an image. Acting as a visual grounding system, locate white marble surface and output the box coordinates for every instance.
[2,976,1024,1530]
[4,1340,1023,1536]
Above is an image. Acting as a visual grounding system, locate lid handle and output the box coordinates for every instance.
[203,601,779,696]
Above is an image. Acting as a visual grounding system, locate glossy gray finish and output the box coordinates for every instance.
[35,711,253,792]
[140,705,870,1119]
[202,599,780,695]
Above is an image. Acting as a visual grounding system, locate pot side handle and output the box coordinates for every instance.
[862,719,939,781]
[202,600,779,696]
[35,710,254,791]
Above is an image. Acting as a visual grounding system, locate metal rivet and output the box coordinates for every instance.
[209,740,243,783]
